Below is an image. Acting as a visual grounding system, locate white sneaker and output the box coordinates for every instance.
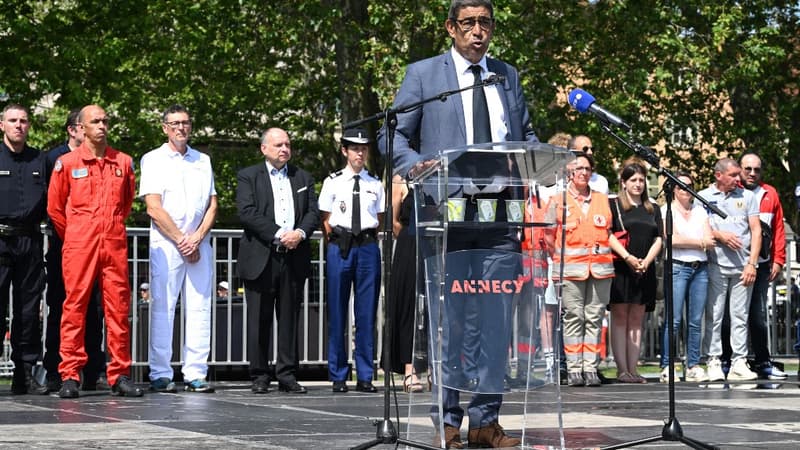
[728,358,758,381]
[755,362,789,380]
[707,357,725,381]
[659,366,680,383]
[685,366,709,382]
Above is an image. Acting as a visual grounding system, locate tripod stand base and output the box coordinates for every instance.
[349,418,442,450]
[349,418,397,450]
[601,417,719,450]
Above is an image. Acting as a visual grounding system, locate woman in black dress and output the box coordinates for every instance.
[384,175,424,392]
[609,159,663,383]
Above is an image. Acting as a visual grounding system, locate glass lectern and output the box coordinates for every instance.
[401,142,573,449]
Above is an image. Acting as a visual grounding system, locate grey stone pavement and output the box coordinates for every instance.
[2,375,800,450]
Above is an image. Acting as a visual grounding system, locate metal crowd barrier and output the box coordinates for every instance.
[1,228,797,378]
[123,228,385,379]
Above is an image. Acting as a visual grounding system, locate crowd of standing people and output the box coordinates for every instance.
[0,1,794,449]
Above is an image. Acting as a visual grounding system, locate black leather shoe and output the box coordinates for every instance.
[278,381,307,394]
[83,375,110,391]
[111,376,144,397]
[508,375,545,389]
[11,363,47,395]
[332,381,348,393]
[251,378,270,394]
[46,375,63,394]
[355,380,377,393]
[59,379,80,399]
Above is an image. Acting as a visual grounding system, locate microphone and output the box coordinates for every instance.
[568,88,631,132]
[484,73,506,85]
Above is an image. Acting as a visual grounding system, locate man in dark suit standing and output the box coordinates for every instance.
[379,1,538,447]
[236,127,319,395]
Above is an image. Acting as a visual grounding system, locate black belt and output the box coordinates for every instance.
[330,227,377,258]
[331,226,377,241]
[674,260,707,269]
[0,223,37,237]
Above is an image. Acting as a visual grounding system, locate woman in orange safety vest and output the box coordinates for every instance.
[546,153,629,387]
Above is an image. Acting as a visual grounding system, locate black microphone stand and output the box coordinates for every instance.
[346,76,505,450]
[597,122,724,450]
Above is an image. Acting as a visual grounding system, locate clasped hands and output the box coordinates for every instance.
[177,233,201,263]
[625,255,647,275]
[278,229,304,250]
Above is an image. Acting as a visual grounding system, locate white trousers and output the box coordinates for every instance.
[148,239,213,381]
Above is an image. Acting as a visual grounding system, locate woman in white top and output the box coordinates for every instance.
[659,171,715,383]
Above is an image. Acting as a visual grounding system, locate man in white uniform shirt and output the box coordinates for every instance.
[320,128,384,394]
[139,105,217,393]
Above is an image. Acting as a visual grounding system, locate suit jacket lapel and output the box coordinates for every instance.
[443,53,467,143]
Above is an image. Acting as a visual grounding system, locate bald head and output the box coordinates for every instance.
[78,105,109,151]
[739,153,763,189]
[260,127,292,169]
[568,135,593,155]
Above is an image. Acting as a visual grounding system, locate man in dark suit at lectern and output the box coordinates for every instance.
[379,0,538,447]
[237,127,319,395]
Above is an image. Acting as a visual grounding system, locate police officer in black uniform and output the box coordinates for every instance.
[41,108,108,393]
[0,104,47,394]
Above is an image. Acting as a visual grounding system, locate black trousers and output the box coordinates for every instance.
[42,237,106,381]
[0,234,45,365]
[244,252,303,384]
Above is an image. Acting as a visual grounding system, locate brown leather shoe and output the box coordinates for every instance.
[432,424,463,448]
[467,422,520,448]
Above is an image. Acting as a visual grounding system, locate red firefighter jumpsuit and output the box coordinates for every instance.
[47,144,135,386]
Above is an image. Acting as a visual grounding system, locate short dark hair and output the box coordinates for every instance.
[64,108,81,132]
[673,169,693,186]
[738,151,763,168]
[1,104,28,121]
[162,104,190,123]
[448,0,493,20]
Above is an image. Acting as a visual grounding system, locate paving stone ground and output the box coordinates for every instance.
[1,377,799,449]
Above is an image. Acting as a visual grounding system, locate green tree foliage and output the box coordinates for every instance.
[2,0,798,231]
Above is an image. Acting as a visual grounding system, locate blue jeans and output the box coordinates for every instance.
[661,262,708,368]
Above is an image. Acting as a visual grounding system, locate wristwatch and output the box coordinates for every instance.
[746,262,758,269]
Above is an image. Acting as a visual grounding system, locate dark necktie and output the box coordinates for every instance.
[352,174,361,235]
[471,64,491,144]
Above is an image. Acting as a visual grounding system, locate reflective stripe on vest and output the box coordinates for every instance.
[552,191,615,281]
